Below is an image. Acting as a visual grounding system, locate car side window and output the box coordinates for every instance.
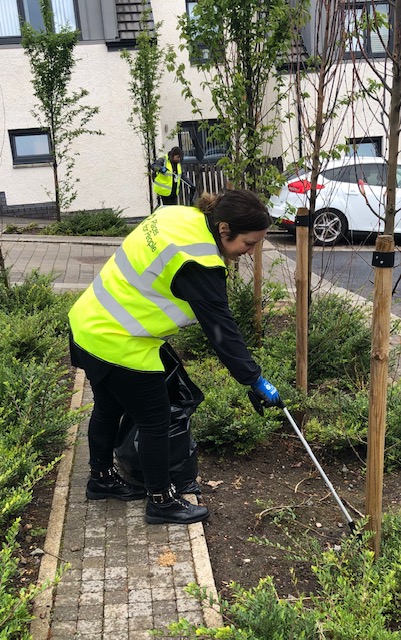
[321,167,348,182]
[396,166,401,188]
[323,163,386,186]
[359,164,386,187]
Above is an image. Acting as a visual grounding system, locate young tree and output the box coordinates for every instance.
[286,1,353,287]
[121,9,175,214]
[21,0,102,221]
[178,0,307,342]
[346,0,401,556]
[277,0,356,392]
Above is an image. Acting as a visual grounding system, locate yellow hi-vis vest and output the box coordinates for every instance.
[68,206,226,372]
[153,154,182,196]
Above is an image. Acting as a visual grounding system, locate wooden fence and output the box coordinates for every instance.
[179,157,284,204]
[179,163,227,204]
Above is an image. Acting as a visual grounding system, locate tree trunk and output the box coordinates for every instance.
[384,0,401,237]
[0,246,10,288]
[53,159,61,222]
[253,240,263,347]
[295,208,309,393]
[366,235,394,557]
[365,0,401,557]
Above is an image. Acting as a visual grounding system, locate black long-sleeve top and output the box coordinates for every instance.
[70,261,261,386]
[172,262,260,385]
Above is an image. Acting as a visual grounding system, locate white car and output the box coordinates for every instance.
[269,157,401,246]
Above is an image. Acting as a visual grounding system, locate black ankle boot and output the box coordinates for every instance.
[146,485,209,525]
[86,466,147,501]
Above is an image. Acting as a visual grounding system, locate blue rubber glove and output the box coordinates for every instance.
[160,166,167,174]
[251,376,280,407]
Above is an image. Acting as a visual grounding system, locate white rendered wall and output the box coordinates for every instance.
[277,58,395,169]
[0,2,219,218]
[0,2,392,217]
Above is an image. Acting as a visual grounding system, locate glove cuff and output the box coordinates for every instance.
[251,376,264,392]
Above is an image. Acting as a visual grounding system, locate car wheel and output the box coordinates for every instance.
[313,209,348,247]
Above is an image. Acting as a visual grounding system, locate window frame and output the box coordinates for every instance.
[178,119,229,165]
[344,1,393,59]
[0,0,79,44]
[9,128,53,166]
[346,136,383,157]
[185,0,211,66]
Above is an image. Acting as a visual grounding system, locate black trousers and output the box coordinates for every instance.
[161,194,178,205]
[88,366,171,492]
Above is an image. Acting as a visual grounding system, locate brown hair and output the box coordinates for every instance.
[168,147,182,160]
[196,189,270,240]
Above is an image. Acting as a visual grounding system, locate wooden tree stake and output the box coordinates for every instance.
[296,208,309,393]
[366,234,395,557]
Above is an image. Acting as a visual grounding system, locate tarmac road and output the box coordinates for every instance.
[267,232,401,317]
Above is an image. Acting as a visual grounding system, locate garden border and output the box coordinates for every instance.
[29,368,222,639]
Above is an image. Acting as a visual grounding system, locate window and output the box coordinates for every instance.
[178,120,229,164]
[346,136,382,157]
[185,0,210,64]
[9,129,52,165]
[321,163,386,186]
[0,0,77,41]
[345,2,392,56]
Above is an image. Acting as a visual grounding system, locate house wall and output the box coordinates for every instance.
[0,0,218,218]
[278,59,394,169]
[0,0,392,218]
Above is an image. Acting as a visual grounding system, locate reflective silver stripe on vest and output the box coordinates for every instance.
[116,243,218,288]
[93,243,221,337]
[93,275,152,337]
[153,178,172,190]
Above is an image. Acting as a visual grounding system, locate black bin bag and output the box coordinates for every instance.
[114,342,204,494]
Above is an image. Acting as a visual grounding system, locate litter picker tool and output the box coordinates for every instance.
[248,390,356,533]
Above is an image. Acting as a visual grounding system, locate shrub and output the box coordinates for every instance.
[0,449,58,528]
[301,380,401,470]
[176,291,377,456]
[0,520,66,639]
[0,313,66,363]
[0,271,58,314]
[0,357,80,456]
[308,294,371,387]
[41,207,132,237]
[186,357,282,454]
[0,273,81,638]
[160,515,401,639]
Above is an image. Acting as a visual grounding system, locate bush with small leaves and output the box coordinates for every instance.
[186,357,282,454]
[41,208,132,237]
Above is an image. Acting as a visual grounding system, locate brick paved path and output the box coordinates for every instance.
[2,235,120,289]
[48,381,207,640]
[0,228,221,639]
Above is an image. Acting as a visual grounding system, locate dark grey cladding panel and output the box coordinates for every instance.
[115,0,154,40]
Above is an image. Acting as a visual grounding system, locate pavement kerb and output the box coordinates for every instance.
[1,233,123,246]
[30,368,86,640]
[188,517,222,627]
[30,367,222,638]
[265,244,401,323]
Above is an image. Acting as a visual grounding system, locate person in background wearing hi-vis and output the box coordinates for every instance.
[68,189,280,526]
[151,146,195,205]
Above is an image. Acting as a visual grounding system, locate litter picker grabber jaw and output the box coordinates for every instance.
[248,390,356,533]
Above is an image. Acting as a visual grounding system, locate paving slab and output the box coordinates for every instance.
[30,375,222,639]
[0,226,288,639]
[2,230,223,639]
